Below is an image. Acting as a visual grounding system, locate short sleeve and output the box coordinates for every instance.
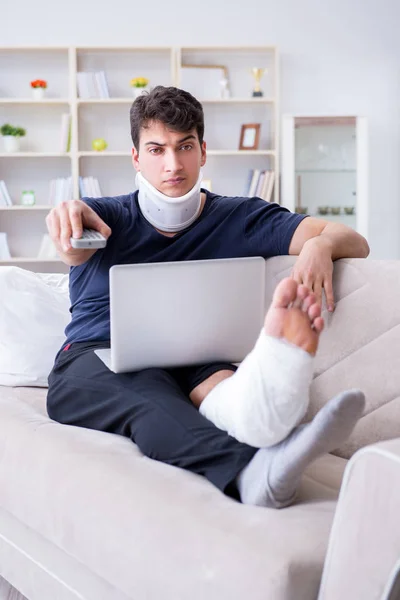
[82,196,124,230]
[243,197,308,256]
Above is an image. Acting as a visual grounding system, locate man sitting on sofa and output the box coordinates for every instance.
[46,86,369,509]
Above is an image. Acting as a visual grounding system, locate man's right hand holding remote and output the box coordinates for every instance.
[46,199,112,266]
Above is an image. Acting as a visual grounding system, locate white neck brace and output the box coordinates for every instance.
[136,171,203,233]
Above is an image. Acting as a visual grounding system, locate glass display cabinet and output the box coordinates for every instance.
[281,115,368,238]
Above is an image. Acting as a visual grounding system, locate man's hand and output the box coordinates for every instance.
[288,217,370,313]
[46,200,112,266]
[291,236,335,312]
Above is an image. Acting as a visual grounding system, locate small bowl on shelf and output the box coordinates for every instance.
[344,206,356,215]
[317,206,329,215]
[295,206,308,214]
[330,207,341,215]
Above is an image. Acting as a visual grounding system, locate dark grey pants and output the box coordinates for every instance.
[47,342,257,500]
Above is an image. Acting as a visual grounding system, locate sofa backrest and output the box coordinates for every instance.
[264,256,400,459]
[3,258,399,460]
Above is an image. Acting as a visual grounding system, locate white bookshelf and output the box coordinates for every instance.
[0,45,279,271]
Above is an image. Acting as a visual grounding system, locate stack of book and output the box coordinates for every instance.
[244,169,275,203]
[79,176,102,198]
[0,233,11,259]
[77,71,110,98]
[0,181,12,206]
[48,177,73,205]
[60,113,71,153]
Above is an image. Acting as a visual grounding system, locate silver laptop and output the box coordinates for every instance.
[95,257,266,373]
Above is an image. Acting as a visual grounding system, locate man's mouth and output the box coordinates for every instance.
[165,177,185,184]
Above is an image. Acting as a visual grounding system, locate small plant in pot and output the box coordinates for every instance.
[130,77,149,99]
[1,124,26,153]
[30,79,47,99]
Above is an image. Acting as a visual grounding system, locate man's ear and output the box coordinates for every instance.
[132,146,140,171]
[200,140,207,167]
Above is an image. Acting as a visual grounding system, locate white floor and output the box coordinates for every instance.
[0,577,27,600]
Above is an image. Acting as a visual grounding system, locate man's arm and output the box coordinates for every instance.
[288,217,370,311]
[288,217,369,259]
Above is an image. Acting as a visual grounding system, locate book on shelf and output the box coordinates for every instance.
[263,171,275,203]
[79,176,102,198]
[244,169,275,203]
[256,171,266,197]
[0,181,12,206]
[37,234,58,259]
[0,233,11,259]
[243,170,254,197]
[77,71,110,99]
[48,177,73,205]
[244,168,261,197]
[60,113,71,153]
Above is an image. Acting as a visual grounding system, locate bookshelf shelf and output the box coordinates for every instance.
[0,99,71,105]
[77,98,134,104]
[0,257,62,263]
[78,151,130,157]
[207,150,276,156]
[76,97,275,105]
[78,150,276,157]
[201,98,275,104]
[0,45,279,272]
[0,153,72,158]
[0,205,52,210]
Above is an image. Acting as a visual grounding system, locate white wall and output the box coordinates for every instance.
[4,0,400,257]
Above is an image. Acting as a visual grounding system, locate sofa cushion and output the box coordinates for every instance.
[0,386,346,600]
[0,267,69,387]
[264,257,400,459]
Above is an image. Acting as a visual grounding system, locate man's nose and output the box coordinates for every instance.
[164,150,183,172]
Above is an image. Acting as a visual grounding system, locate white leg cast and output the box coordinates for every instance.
[199,328,314,448]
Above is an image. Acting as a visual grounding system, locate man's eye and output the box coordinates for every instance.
[149,148,162,154]
[180,145,192,151]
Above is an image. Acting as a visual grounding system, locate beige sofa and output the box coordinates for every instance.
[0,256,400,600]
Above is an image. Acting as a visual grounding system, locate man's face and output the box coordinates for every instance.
[132,120,206,198]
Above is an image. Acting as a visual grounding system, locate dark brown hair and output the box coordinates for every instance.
[130,86,204,150]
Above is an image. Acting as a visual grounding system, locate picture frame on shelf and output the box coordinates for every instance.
[180,64,230,100]
[239,123,261,150]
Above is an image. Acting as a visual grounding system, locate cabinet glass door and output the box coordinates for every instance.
[295,117,356,227]
[281,115,368,238]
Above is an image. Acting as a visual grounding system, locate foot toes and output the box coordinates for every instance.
[267,279,325,351]
[272,278,298,309]
[308,302,322,322]
[312,316,324,334]
[301,292,317,314]
[292,284,310,308]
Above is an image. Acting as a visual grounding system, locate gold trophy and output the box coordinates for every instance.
[251,67,266,97]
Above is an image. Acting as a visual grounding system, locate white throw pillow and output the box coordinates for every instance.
[0,267,70,387]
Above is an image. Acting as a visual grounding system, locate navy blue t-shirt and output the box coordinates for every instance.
[64,190,306,345]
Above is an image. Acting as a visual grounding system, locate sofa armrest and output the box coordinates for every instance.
[318,438,400,600]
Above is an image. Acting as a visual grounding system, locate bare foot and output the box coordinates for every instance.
[264,278,324,356]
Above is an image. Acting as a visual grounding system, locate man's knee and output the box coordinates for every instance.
[189,369,235,409]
